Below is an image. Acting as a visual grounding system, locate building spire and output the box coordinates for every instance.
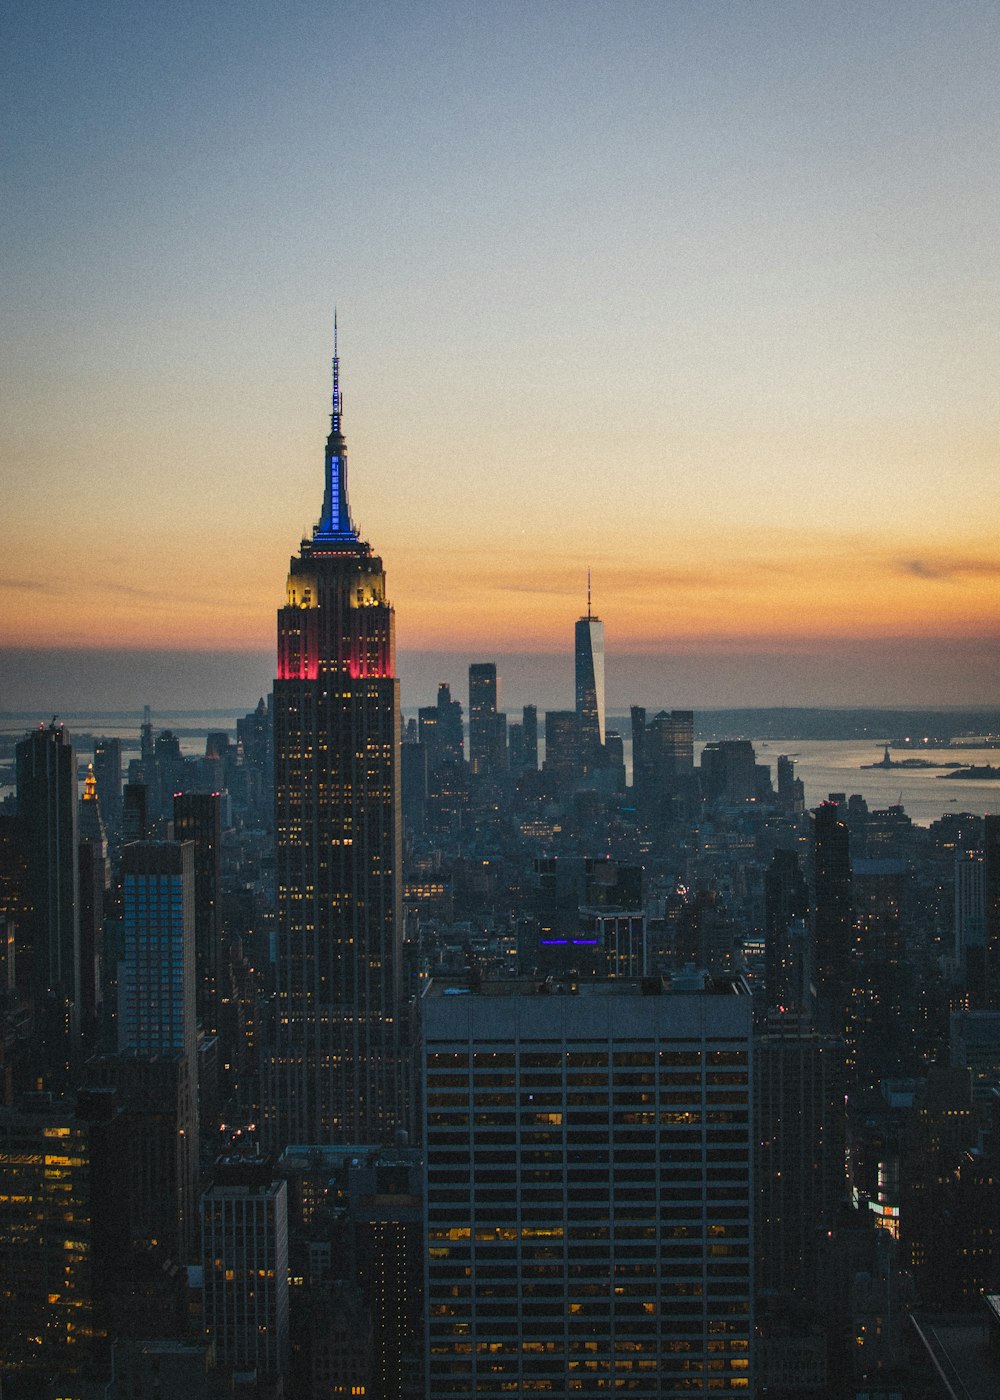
[587,566,592,620]
[315,315,357,542]
[331,308,341,434]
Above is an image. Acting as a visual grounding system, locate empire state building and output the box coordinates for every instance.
[263,328,403,1147]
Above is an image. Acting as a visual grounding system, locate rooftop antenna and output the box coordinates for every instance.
[587,566,592,620]
[331,308,341,434]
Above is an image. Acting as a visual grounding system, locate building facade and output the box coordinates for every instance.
[201,1159,290,1378]
[265,329,403,1148]
[422,977,753,1397]
[119,842,197,1066]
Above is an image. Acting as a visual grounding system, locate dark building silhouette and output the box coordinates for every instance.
[93,736,123,840]
[812,801,853,1044]
[754,1029,847,1305]
[674,886,739,976]
[400,737,429,836]
[631,708,695,817]
[86,1051,199,1265]
[436,682,464,768]
[764,849,810,1012]
[852,858,912,1075]
[468,663,505,776]
[265,328,403,1148]
[543,710,580,787]
[15,723,80,1087]
[78,764,109,1038]
[700,739,757,805]
[122,782,149,844]
[507,702,539,775]
[237,695,271,771]
[0,819,32,1104]
[984,815,1000,1010]
[776,753,805,815]
[521,703,538,772]
[419,683,464,776]
[172,791,222,1036]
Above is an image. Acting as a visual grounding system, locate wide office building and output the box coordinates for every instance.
[422,976,753,1397]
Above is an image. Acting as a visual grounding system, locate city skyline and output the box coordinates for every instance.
[3,1,998,712]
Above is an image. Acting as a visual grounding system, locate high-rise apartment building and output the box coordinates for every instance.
[575,574,605,755]
[265,328,403,1148]
[422,976,753,1397]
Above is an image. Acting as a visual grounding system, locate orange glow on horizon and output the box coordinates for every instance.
[2,523,996,658]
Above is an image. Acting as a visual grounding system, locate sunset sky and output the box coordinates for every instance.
[3,0,998,711]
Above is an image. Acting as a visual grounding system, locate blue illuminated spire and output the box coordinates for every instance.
[315,312,358,541]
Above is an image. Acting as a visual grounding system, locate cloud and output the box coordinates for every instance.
[896,556,1000,582]
[0,575,66,595]
[491,560,810,599]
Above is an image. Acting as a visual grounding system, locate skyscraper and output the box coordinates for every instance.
[423,976,754,1396]
[0,1093,128,1378]
[78,764,109,1035]
[812,801,853,1045]
[119,842,197,1066]
[984,815,1000,1010]
[201,1158,290,1379]
[574,571,605,756]
[172,791,222,1035]
[265,326,403,1148]
[15,722,80,1084]
[93,736,123,839]
[763,848,810,1012]
[468,663,505,776]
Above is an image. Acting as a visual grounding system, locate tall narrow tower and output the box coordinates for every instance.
[575,568,605,754]
[265,324,403,1148]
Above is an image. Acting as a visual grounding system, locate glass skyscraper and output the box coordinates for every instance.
[575,576,605,754]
